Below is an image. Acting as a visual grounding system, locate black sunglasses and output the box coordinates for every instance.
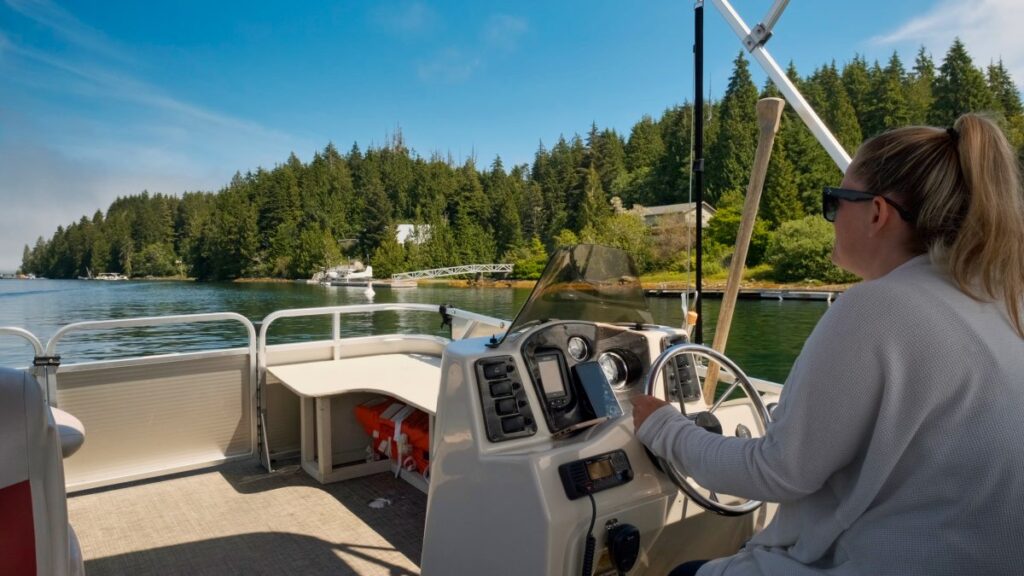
[822,187,915,223]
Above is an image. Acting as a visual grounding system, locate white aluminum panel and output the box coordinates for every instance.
[57,355,252,491]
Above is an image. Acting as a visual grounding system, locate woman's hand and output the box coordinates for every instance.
[630,394,671,432]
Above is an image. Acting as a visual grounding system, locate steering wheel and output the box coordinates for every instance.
[643,343,772,516]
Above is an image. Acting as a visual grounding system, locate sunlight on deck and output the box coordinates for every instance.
[67,459,425,575]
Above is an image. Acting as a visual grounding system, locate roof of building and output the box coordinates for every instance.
[634,201,717,217]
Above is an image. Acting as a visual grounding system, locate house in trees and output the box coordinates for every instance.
[634,202,717,230]
[633,202,718,263]
[396,224,431,245]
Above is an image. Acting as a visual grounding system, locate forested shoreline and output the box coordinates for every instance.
[20,39,1022,282]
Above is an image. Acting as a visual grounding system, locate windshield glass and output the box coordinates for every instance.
[501,244,653,343]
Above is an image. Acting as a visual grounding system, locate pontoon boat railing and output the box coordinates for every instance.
[45,312,258,410]
[36,313,258,491]
[0,326,47,399]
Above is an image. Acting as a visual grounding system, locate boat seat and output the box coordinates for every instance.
[0,367,85,576]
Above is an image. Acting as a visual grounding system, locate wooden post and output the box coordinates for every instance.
[702,97,786,403]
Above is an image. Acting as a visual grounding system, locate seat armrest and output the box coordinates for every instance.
[52,408,85,459]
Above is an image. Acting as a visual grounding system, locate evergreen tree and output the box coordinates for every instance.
[761,126,804,227]
[842,55,872,131]
[357,172,393,260]
[20,244,32,274]
[906,47,935,124]
[706,52,759,205]
[370,232,405,278]
[576,166,610,231]
[808,62,861,152]
[864,52,910,136]
[932,38,994,125]
[987,58,1023,117]
[624,116,664,173]
[654,105,693,206]
[782,63,842,215]
[596,128,627,195]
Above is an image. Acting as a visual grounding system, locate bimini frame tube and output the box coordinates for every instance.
[709,0,851,173]
[694,1,705,343]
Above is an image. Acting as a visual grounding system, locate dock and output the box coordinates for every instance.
[646,287,839,302]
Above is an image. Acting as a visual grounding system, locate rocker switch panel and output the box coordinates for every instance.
[476,357,537,443]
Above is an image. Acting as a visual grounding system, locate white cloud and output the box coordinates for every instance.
[416,13,527,84]
[872,0,1024,88]
[4,0,132,63]
[483,14,527,53]
[417,48,481,83]
[373,1,439,35]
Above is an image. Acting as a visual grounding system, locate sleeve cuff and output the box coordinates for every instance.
[636,403,685,446]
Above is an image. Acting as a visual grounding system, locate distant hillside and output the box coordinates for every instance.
[21,39,1022,283]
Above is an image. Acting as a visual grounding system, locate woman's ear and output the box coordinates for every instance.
[867,196,891,235]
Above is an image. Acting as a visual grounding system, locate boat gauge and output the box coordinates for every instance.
[598,351,629,389]
[567,336,589,361]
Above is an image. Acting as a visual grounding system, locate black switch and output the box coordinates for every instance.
[495,398,517,415]
[501,415,526,433]
[489,380,512,397]
[483,362,506,380]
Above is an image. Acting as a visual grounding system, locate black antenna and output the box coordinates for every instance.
[693,1,705,344]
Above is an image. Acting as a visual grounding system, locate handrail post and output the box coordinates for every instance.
[33,355,61,407]
[332,313,341,360]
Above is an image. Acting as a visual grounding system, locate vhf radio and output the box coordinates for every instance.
[558,449,633,500]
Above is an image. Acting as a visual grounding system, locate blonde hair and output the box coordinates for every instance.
[852,113,1024,337]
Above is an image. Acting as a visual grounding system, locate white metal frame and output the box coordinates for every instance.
[709,0,852,173]
[0,326,47,399]
[45,313,259,454]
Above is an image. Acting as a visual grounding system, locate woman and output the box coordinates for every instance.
[631,113,1024,576]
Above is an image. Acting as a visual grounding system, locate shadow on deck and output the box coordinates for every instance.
[68,458,426,575]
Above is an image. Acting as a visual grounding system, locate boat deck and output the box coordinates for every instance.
[68,458,426,576]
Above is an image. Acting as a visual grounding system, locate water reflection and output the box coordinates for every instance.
[0,279,826,382]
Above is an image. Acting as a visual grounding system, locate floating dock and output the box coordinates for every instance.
[646,288,839,302]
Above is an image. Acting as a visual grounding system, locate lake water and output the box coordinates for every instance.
[0,279,829,383]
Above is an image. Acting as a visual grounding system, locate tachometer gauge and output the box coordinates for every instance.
[598,351,628,389]
[567,336,589,361]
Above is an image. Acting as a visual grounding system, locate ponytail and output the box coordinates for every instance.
[853,113,1024,337]
[945,114,1024,336]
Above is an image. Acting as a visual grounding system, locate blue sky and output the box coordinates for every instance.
[2,0,1022,271]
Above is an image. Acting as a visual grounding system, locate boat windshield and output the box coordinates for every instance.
[501,244,653,344]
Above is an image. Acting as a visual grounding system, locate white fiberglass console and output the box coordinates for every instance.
[421,246,771,575]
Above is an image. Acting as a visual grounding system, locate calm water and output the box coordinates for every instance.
[0,279,828,383]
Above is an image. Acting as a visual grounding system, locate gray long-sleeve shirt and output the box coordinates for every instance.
[637,255,1024,575]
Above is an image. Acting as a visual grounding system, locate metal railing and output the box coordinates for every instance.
[391,263,513,281]
[45,312,258,411]
[0,327,47,401]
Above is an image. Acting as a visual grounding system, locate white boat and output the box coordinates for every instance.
[79,271,128,281]
[94,272,128,281]
[330,266,375,287]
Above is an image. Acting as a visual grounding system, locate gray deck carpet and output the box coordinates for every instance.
[68,459,425,575]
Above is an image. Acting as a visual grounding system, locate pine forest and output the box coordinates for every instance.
[19,40,1024,283]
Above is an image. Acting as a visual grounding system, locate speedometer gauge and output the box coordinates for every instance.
[598,351,628,389]
[567,336,589,361]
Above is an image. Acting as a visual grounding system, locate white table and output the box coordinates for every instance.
[268,353,442,485]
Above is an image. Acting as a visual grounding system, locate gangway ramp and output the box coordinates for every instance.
[391,264,513,281]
